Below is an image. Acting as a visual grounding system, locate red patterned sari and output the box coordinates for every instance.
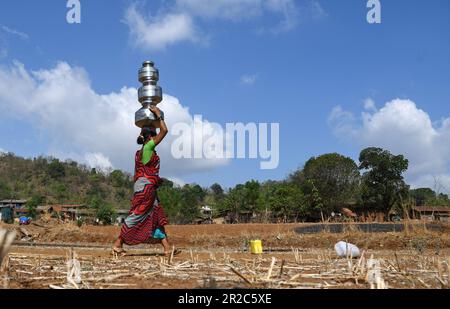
[119,147,168,245]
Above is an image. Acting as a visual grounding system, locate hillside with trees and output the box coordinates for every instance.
[1,147,449,224]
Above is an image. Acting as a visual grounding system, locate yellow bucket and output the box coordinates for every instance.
[250,240,263,254]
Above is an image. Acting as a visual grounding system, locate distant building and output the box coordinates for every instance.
[0,199,28,222]
[58,205,91,221]
[412,206,450,222]
[0,199,28,208]
[35,204,91,221]
[36,205,57,215]
[195,206,214,224]
[0,204,14,223]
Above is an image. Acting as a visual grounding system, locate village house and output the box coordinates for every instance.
[0,199,28,223]
[412,206,450,222]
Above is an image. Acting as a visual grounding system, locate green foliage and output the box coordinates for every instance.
[156,183,208,224]
[359,147,410,215]
[292,153,360,213]
[26,195,45,219]
[76,216,85,227]
[0,154,133,213]
[410,188,450,206]
[210,183,225,201]
[307,180,324,211]
[264,181,306,222]
[219,181,263,218]
[2,149,450,225]
[219,185,245,223]
[160,178,174,189]
[242,180,261,212]
[179,185,202,223]
[110,170,127,187]
[95,202,116,225]
[0,180,12,199]
[190,184,206,203]
[52,182,68,201]
[158,185,183,221]
[48,159,66,179]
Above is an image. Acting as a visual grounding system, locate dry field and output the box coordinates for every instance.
[1,220,450,289]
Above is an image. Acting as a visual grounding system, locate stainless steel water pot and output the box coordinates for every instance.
[135,61,164,128]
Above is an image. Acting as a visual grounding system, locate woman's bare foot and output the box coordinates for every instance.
[111,247,127,256]
[112,238,126,256]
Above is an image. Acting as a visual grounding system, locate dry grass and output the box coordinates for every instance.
[4,247,450,289]
[2,221,450,289]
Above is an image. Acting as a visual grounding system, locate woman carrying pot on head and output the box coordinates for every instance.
[112,106,180,257]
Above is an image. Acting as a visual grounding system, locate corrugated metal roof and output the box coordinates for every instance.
[0,199,28,204]
[413,206,450,212]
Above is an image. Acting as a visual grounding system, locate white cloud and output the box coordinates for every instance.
[1,25,29,40]
[240,74,258,85]
[327,105,358,138]
[124,0,309,50]
[309,0,327,19]
[176,0,264,21]
[124,3,199,51]
[0,25,30,60]
[168,177,186,188]
[329,99,450,193]
[0,61,229,179]
[84,153,113,172]
[363,98,377,112]
[0,148,6,154]
[263,0,299,33]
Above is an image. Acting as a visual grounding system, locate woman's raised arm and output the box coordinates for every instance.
[150,106,168,146]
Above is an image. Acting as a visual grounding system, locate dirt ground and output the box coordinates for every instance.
[1,220,450,289]
[2,219,450,250]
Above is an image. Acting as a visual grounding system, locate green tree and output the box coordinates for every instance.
[218,181,262,222]
[242,180,261,212]
[26,195,46,219]
[0,180,12,199]
[219,185,246,223]
[86,173,107,200]
[190,184,206,203]
[158,185,183,221]
[293,153,360,213]
[410,188,450,206]
[177,185,201,224]
[48,159,66,179]
[302,180,325,220]
[160,178,174,189]
[410,188,436,206]
[210,183,225,201]
[96,202,116,224]
[359,147,409,216]
[266,182,305,223]
[52,182,68,202]
[110,170,126,187]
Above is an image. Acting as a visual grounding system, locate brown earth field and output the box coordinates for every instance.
[1,220,450,289]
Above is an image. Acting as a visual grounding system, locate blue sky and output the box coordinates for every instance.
[1,0,450,191]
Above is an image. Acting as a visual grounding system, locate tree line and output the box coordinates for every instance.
[1,147,449,224]
[160,147,449,223]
